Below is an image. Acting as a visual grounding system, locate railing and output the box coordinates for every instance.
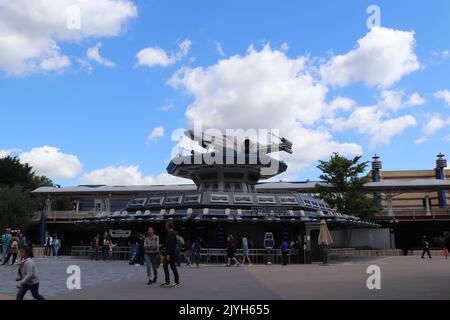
[32,211,106,223]
[71,246,300,264]
[328,248,403,257]
[377,208,450,219]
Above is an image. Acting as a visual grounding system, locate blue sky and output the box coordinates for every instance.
[1,0,449,186]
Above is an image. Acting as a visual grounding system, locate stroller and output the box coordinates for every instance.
[129,243,139,265]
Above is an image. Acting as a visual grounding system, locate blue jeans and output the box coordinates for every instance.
[16,283,45,300]
[1,245,7,261]
[144,253,158,280]
[54,245,60,256]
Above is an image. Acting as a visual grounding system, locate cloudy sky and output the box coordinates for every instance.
[1,0,450,186]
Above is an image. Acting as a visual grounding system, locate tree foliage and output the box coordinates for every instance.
[0,156,54,230]
[315,153,379,220]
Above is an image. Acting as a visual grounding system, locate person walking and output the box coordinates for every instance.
[184,239,193,267]
[16,246,45,300]
[191,239,201,268]
[1,228,12,263]
[19,232,28,247]
[161,221,180,287]
[108,238,116,260]
[144,227,160,285]
[241,237,252,266]
[91,234,100,260]
[2,233,20,265]
[421,235,432,259]
[44,234,53,257]
[281,240,290,266]
[226,235,240,267]
[102,237,111,261]
[53,235,61,258]
[137,233,145,265]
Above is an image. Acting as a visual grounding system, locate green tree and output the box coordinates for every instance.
[316,153,379,219]
[0,156,54,230]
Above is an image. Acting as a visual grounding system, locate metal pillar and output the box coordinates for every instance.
[41,197,51,245]
[425,195,431,216]
[387,195,394,217]
[371,155,382,208]
[435,153,447,208]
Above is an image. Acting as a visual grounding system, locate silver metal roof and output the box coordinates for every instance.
[32,178,450,196]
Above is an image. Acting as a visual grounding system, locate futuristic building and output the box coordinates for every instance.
[32,132,378,263]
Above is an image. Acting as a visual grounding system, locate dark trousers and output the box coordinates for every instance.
[44,245,53,256]
[16,283,45,300]
[91,247,99,260]
[282,252,288,265]
[163,256,179,284]
[2,253,17,265]
[102,247,110,260]
[422,247,432,258]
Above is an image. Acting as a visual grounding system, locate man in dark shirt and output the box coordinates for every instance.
[421,235,432,259]
[161,221,180,287]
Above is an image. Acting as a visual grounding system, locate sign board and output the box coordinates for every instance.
[109,229,132,238]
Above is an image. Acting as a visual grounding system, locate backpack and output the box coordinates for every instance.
[11,240,18,250]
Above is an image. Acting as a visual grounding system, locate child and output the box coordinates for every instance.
[16,246,45,300]
[444,247,449,260]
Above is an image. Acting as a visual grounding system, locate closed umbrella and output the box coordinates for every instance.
[318,220,333,265]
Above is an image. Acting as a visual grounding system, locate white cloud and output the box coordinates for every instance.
[423,114,446,136]
[415,113,450,144]
[148,126,165,141]
[79,166,190,185]
[169,44,363,172]
[19,146,83,179]
[40,55,71,71]
[280,42,289,52]
[330,106,417,147]
[320,27,420,88]
[434,90,450,107]
[377,90,425,111]
[407,92,426,106]
[0,148,22,158]
[0,0,137,75]
[87,43,116,67]
[136,39,192,68]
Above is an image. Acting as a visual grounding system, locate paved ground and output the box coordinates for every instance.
[0,256,449,300]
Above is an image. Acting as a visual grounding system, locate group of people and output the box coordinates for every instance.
[139,222,206,287]
[43,234,62,257]
[225,234,293,266]
[90,234,116,261]
[140,221,181,287]
[1,228,29,265]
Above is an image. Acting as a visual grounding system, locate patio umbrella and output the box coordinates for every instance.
[318,219,333,265]
[318,220,333,246]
